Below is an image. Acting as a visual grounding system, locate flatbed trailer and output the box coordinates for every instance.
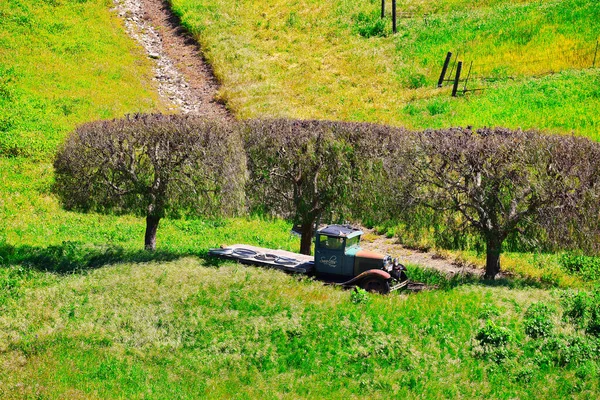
[209,244,314,274]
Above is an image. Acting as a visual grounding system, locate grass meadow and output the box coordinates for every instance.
[3,256,600,399]
[170,0,600,138]
[1,0,600,397]
[2,146,599,398]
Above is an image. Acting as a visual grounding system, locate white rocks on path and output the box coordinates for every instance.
[112,0,228,118]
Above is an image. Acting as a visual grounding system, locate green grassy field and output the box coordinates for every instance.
[0,0,162,159]
[170,0,600,138]
[1,0,600,397]
[2,249,600,398]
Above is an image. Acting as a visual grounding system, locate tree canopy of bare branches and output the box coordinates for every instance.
[53,114,246,250]
[390,127,600,279]
[244,119,359,254]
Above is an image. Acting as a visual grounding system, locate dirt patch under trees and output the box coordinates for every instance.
[359,229,489,278]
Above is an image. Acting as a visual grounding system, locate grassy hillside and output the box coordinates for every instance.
[1,0,600,397]
[0,0,162,159]
[170,0,600,138]
[2,158,599,398]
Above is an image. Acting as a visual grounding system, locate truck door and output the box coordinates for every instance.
[315,234,345,275]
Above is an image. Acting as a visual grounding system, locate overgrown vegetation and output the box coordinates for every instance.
[244,119,355,254]
[471,292,600,373]
[2,0,600,397]
[560,253,600,282]
[2,258,600,398]
[243,119,407,254]
[243,120,600,278]
[169,0,600,137]
[388,127,600,278]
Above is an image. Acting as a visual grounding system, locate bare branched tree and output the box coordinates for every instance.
[54,114,246,250]
[244,119,357,255]
[390,127,600,279]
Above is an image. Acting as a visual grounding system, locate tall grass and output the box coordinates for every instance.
[169,0,600,138]
[2,258,599,398]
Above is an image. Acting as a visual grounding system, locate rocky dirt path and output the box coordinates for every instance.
[112,0,230,119]
[360,229,487,277]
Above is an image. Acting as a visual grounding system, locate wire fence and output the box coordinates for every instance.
[437,41,600,96]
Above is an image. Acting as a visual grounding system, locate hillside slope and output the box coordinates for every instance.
[170,0,600,138]
[1,1,599,397]
[0,0,162,159]
[3,258,600,398]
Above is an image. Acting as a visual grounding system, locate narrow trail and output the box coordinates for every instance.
[112,0,230,119]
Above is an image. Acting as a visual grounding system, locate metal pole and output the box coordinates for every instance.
[452,61,463,97]
[381,0,385,19]
[392,0,397,34]
[437,52,453,87]
[463,61,473,93]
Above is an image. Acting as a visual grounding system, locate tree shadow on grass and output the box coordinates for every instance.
[0,241,230,274]
[0,242,555,290]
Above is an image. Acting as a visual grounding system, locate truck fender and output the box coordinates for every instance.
[338,269,391,287]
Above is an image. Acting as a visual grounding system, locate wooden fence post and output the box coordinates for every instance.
[437,52,452,87]
[452,61,463,97]
[381,0,385,19]
[392,0,397,33]
[463,61,473,93]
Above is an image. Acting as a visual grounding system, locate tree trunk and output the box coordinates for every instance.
[299,221,315,255]
[145,215,161,251]
[484,237,502,279]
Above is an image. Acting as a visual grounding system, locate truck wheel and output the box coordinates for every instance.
[360,276,390,294]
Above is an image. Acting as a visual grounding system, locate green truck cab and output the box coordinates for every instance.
[314,225,408,293]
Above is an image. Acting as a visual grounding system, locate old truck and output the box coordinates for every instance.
[209,224,408,294]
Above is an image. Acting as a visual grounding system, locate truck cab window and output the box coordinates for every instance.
[346,236,359,248]
[319,235,344,250]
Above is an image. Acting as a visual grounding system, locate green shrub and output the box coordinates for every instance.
[539,334,599,367]
[561,288,600,337]
[477,320,513,347]
[350,287,369,304]
[478,303,501,319]
[587,290,600,337]
[475,320,515,362]
[353,12,388,38]
[406,73,427,89]
[524,302,555,338]
[426,99,450,116]
[560,253,600,281]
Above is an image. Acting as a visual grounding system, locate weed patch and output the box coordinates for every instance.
[353,11,388,38]
[350,286,370,304]
[524,302,555,339]
[474,320,515,363]
[560,253,600,281]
